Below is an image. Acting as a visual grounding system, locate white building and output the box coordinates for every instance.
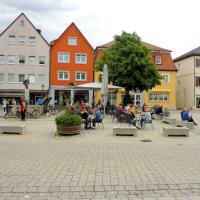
[0,13,50,104]
[174,47,200,109]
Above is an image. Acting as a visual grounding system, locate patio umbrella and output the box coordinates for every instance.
[101,64,108,116]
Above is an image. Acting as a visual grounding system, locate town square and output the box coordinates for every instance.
[1,0,200,199]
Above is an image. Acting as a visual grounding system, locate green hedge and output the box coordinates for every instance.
[55,110,82,126]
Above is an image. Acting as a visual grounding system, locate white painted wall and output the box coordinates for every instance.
[0,14,50,91]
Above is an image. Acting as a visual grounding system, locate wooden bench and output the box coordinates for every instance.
[176,120,194,130]
[162,117,177,125]
[0,125,25,134]
[163,127,189,137]
[113,125,137,136]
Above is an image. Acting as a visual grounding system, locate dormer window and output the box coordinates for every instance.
[68,37,77,46]
[156,55,161,64]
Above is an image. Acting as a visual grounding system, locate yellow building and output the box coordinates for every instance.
[94,42,177,109]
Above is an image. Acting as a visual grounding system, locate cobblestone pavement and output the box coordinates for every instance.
[1,110,200,199]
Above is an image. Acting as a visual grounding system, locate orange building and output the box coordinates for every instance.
[50,23,93,105]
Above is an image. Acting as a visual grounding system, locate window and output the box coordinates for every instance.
[75,72,86,81]
[149,93,169,102]
[39,56,45,65]
[28,74,36,83]
[162,74,169,83]
[8,55,15,64]
[156,55,161,64]
[9,35,16,44]
[19,36,25,45]
[196,59,200,67]
[0,73,4,82]
[18,55,25,64]
[29,36,36,45]
[196,76,200,87]
[18,74,25,83]
[0,55,5,64]
[29,56,36,65]
[68,37,77,46]
[76,54,87,64]
[38,74,45,83]
[8,73,15,83]
[58,71,70,80]
[58,52,70,63]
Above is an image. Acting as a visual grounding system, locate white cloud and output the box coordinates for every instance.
[1,0,200,58]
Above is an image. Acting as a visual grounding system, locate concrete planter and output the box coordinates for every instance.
[56,125,81,135]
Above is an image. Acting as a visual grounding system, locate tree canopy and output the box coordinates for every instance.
[96,32,162,92]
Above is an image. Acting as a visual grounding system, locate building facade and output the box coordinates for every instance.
[50,23,94,105]
[94,42,177,109]
[174,47,200,109]
[0,13,50,104]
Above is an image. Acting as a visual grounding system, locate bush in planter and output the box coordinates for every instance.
[55,111,82,135]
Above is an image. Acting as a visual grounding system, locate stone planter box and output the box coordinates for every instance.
[56,125,81,135]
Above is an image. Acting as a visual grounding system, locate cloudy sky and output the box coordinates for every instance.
[0,0,199,58]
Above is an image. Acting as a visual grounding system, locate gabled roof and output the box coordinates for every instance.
[174,46,200,62]
[51,22,93,50]
[143,42,171,52]
[94,41,171,53]
[0,12,49,46]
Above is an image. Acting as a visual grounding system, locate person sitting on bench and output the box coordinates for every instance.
[182,108,198,125]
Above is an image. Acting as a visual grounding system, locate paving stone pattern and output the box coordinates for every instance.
[0,110,200,199]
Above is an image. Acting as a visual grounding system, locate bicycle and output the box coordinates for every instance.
[26,108,40,118]
[46,105,58,116]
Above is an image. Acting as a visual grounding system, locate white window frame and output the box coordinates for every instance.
[75,53,87,64]
[9,35,16,44]
[0,55,5,64]
[18,55,25,64]
[39,56,45,65]
[28,74,36,84]
[75,72,87,81]
[29,56,36,65]
[38,74,45,83]
[0,73,4,83]
[29,36,36,45]
[57,71,70,80]
[18,74,25,83]
[8,55,15,65]
[162,73,170,83]
[156,55,162,64]
[149,93,169,102]
[58,52,70,63]
[68,37,77,46]
[8,73,15,83]
[19,36,25,45]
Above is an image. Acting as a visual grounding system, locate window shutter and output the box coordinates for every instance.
[196,76,199,87]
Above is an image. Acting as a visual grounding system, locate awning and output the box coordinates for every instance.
[75,82,121,90]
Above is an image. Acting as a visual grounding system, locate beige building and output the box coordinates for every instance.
[0,13,50,104]
[174,47,200,109]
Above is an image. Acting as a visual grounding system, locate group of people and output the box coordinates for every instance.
[114,103,152,128]
[2,98,27,121]
[66,100,103,129]
[181,108,198,125]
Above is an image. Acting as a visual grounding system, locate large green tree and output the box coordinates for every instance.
[96,32,162,105]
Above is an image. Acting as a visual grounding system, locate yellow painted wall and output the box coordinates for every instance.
[143,71,177,109]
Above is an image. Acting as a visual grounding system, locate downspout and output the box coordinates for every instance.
[194,56,196,108]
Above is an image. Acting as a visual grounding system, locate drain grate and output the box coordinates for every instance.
[140,139,153,142]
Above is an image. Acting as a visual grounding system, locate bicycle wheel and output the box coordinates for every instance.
[32,110,40,118]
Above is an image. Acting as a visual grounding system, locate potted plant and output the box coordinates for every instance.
[55,110,82,135]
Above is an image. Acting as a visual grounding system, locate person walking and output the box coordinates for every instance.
[19,99,26,121]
